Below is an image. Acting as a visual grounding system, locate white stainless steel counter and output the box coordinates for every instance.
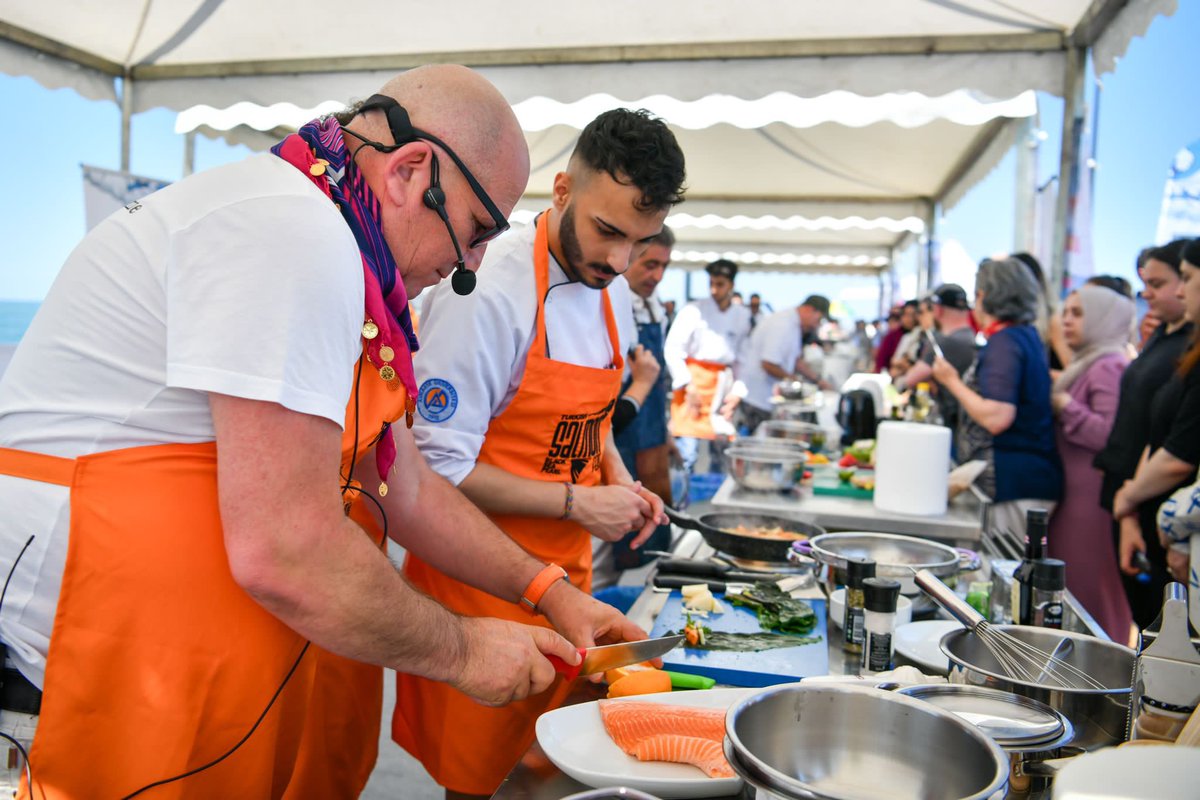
[711,477,984,545]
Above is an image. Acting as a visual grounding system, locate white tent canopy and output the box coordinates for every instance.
[0,0,1176,283]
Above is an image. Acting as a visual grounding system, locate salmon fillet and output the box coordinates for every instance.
[632,734,735,778]
[599,700,733,778]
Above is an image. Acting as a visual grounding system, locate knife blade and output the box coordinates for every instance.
[547,634,684,681]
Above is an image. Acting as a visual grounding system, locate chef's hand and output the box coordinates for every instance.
[930,355,957,386]
[572,483,655,542]
[539,582,656,680]
[1166,545,1190,583]
[1118,515,1147,576]
[622,480,668,548]
[450,616,579,706]
[718,393,740,421]
[1113,482,1138,521]
[628,344,661,385]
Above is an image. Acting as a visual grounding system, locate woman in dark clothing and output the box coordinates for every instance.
[933,257,1062,541]
[1113,238,1200,628]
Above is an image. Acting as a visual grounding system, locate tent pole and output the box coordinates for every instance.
[1013,114,1038,253]
[183,131,196,177]
[1051,46,1087,300]
[920,201,940,295]
[120,72,132,172]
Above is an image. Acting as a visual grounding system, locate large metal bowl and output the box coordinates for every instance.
[726,446,807,491]
[940,626,1134,751]
[725,684,1009,800]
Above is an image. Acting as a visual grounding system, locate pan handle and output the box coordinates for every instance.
[791,539,814,556]
[663,505,705,532]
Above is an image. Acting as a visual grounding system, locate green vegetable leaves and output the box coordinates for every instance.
[728,582,817,634]
[668,630,821,652]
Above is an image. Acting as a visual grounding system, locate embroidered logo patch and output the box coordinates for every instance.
[417,378,458,423]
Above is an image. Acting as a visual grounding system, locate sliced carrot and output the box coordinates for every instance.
[685,626,699,647]
[604,662,655,686]
[607,669,672,698]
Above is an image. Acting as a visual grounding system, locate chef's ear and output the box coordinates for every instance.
[551,170,572,211]
[379,141,433,209]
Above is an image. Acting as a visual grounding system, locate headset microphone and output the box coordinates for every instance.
[451,264,476,296]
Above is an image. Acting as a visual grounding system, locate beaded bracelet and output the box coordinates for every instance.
[561,482,574,520]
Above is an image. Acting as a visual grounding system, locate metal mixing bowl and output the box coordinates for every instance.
[725,684,1009,800]
[726,446,807,491]
[940,626,1134,751]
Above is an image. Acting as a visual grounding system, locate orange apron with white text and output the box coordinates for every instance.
[0,342,404,799]
[669,358,726,439]
[393,212,624,795]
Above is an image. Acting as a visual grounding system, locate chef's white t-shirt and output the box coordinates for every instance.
[412,219,634,485]
[740,308,804,411]
[0,154,364,687]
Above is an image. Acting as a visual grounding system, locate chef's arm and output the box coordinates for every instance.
[663,306,696,390]
[210,394,579,704]
[1114,445,1196,519]
[761,360,789,380]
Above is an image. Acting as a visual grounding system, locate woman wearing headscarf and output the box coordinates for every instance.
[1047,285,1135,641]
[933,257,1062,540]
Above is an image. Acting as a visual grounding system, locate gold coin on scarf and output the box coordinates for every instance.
[378,482,389,497]
[379,345,395,362]
[405,394,416,414]
[379,365,396,382]
[406,411,414,429]
[309,163,327,177]
[386,377,401,392]
[362,321,379,340]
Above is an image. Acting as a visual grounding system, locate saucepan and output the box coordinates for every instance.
[724,683,1009,800]
[663,506,825,563]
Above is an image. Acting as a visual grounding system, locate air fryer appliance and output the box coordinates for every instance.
[837,389,877,445]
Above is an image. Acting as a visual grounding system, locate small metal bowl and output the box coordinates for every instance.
[757,420,828,451]
[725,447,807,492]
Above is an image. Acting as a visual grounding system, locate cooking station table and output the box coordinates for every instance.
[711,476,985,546]
[491,532,1105,800]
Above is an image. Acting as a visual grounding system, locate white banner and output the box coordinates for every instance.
[1155,140,1200,244]
[81,165,170,230]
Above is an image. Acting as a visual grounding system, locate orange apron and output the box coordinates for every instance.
[0,341,405,799]
[669,358,727,439]
[393,212,624,794]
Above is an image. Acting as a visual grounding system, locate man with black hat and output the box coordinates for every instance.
[664,259,752,474]
[900,283,978,438]
[737,294,831,434]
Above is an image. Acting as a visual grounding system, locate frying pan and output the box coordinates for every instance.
[663,506,826,562]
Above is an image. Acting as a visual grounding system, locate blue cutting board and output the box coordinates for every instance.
[648,594,828,687]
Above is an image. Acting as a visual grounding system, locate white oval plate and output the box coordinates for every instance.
[535,687,761,799]
[893,620,964,674]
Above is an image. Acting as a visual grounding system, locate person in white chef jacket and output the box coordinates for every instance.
[397,108,685,797]
[665,259,752,475]
[737,294,831,435]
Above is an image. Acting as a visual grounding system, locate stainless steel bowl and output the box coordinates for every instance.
[940,626,1134,751]
[725,684,1009,800]
[777,378,818,401]
[772,400,821,424]
[757,420,829,451]
[726,447,807,491]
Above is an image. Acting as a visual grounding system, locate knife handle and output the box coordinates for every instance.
[655,558,729,577]
[546,647,587,681]
[653,574,727,593]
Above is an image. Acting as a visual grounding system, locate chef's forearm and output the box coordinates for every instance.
[601,429,634,486]
[458,461,571,520]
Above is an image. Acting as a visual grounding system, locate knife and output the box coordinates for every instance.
[546,634,684,681]
[655,557,789,582]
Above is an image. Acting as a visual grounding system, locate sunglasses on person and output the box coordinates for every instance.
[348,93,510,249]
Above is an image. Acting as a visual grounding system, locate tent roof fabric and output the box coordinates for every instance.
[0,0,1176,274]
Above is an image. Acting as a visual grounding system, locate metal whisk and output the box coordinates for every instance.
[914,569,1108,691]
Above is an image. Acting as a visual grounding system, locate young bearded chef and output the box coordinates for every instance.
[664,259,753,474]
[398,109,686,797]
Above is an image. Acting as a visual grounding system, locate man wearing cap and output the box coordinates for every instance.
[737,295,832,434]
[664,259,752,474]
[900,283,978,437]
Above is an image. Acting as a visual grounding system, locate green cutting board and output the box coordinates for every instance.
[809,464,874,499]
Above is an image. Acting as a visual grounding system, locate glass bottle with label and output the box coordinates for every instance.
[1013,508,1049,625]
[842,558,875,655]
[1030,558,1066,629]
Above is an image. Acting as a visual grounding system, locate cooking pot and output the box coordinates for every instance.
[725,446,807,492]
[836,388,877,446]
[940,626,1135,751]
[756,420,829,452]
[898,683,1079,797]
[663,506,825,563]
[724,683,1009,800]
[792,531,980,613]
[772,400,820,424]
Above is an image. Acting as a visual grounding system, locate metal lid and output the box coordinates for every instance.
[810,532,960,577]
[897,684,1067,748]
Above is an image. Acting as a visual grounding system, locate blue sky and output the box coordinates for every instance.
[1,5,1197,324]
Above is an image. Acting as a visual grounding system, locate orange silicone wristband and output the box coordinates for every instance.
[520,563,568,614]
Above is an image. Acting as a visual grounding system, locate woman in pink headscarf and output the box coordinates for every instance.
[1048,284,1136,641]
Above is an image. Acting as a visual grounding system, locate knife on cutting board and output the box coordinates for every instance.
[546,634,684,680]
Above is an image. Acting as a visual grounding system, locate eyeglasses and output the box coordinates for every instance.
[350,94,510,249]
